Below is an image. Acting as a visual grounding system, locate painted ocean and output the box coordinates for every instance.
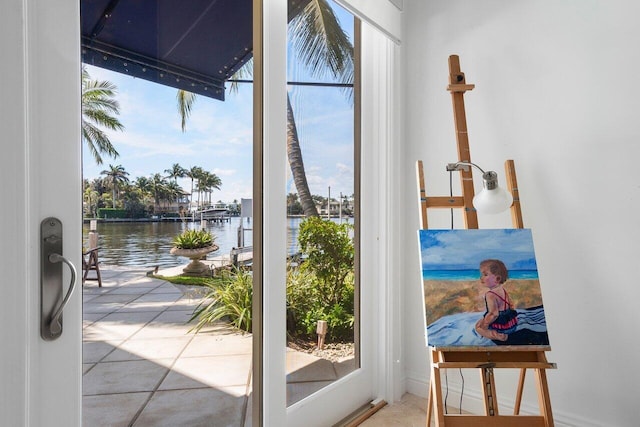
[422,269,539,281]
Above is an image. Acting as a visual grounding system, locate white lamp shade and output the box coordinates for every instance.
[473,186,513,214]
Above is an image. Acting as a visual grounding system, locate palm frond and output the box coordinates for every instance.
[288,0,354,83]
[177,90,197,131]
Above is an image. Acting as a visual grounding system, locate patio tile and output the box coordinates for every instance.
[83,294,99,303]
[159,354,252,390]
[103,336,193,362]
[83,302,128,314]
[181,334,252,357]
[149,283,183,294]
[133,387,246,427]
[83,312,108,326]
[165,298,206,311]
[83,359,170,395]
[82,286,112,295]
[83,340,121,363]
[286,352,337,383]
[244,391,253,427]
[105,286,154,295]
[333,357,357,379]
[114,303,168,313]
[134,293,183,303]
[83,392,151,427]
[150,309,195,325]
[128,322,193,339]
[87,293,142,304]
[83,312,159,341]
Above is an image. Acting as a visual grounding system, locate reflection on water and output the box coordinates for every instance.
[83,216,352,268]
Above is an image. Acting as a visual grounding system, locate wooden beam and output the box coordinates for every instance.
[505,160,524,229]
[416,160,429,229]
[448,55,478,229]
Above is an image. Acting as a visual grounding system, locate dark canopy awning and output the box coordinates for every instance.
[81,0,253,101]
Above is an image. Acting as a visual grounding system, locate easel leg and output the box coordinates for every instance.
[480,367,499,416]
[514,368,526,415]
[535,369,554,427]
[432,366,445,426]
[426,377,433,426]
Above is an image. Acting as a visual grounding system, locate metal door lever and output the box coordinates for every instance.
[41,218,77,340]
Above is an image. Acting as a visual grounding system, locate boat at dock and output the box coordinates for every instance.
[191,204,232,223]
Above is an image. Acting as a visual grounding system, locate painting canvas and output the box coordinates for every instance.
[418,229,550,348]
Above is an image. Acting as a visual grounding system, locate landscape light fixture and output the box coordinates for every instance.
[446,161,513,214]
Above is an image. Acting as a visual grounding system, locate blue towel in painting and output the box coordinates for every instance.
[426,306,549,347]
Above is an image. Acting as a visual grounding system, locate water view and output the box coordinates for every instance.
[83,216,352,268]
[83,216,252,268]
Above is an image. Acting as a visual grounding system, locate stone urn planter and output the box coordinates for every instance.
[170,244,219,276]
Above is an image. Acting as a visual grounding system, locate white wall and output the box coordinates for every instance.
[400,1,640,426]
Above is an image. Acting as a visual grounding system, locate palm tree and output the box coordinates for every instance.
[178,0,353,217]
[286,1,353,216]
[100,164,130,208]
[149,173,168,212]
[164,181,185,209]
[199,171,222,206]
[186,166,204,211]
[82,67,125,165]
[83,185,99,218]
[164,163,187,183]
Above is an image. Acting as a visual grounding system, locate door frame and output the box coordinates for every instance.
[2,1,401,425]
[3,0,83,425]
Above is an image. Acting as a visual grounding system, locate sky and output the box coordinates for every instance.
[419,229,539,271]
[83,2,355,204]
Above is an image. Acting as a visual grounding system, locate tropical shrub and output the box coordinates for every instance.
[288,217,355,342]
[190,268,252,333]
[173,228,215,249]
[297,217,354,306]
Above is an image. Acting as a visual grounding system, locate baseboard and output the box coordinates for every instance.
[403,371,600,427]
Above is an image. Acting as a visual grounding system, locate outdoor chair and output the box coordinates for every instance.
[82,247,102,287]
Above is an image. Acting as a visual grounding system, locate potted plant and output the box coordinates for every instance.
[170,229,219,275]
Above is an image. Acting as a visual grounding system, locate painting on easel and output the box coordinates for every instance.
[419,228,549,347]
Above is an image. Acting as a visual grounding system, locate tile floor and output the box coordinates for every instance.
[82,266,358,426]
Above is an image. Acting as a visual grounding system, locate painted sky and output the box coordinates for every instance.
[419,229,539,271]
[83,2,355,204]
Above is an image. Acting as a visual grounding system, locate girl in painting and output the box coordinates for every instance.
[475,259,518,342]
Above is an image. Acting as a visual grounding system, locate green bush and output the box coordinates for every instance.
[190,268,252,333]
[287,217,355,342]
[288,269,355,341]
[173,229,215,249]
[187,217,356,343]
[97,208,127,219]
[298,217,354,306]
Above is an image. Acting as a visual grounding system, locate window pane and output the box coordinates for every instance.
[285,0,359,406]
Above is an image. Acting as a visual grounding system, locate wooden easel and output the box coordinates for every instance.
[416,55,555,427]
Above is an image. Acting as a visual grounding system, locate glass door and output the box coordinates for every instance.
[258,1,381,425]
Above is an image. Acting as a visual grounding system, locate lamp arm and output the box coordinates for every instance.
[446,161,486,174]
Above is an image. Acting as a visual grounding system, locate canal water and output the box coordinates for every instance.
[83,216,351,268]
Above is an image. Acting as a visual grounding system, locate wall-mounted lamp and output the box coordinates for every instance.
[446,161,513,214]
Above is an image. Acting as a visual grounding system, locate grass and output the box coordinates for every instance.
[153,274,222,287]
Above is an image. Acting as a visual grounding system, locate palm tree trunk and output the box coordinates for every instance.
[287,95,318,217]
[190,178,194,211]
